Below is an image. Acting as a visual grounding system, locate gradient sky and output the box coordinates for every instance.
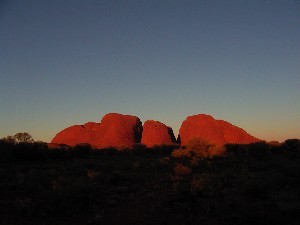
[1,0,299,142]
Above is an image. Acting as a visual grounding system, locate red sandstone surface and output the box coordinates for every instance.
[179,114,260,146]
[92,113,143,149]
[51,113,260,149]
[141,120,176,147]
[51,123,99,147]
[51,113,142,149]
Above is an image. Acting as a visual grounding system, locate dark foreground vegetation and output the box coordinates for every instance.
[0,139,299,225]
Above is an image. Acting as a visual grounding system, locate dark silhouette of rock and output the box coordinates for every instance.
[141,120,176,147]
[51,113,142,149]
[179,114,260,146]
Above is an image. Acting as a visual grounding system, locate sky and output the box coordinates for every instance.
[1,0,299,143]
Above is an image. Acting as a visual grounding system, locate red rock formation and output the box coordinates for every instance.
[51,113,260,149]
[51,113,143,149]
[217,120,260,144]
[179,114,260,146]
[51,123,99,147]
[141,120,176,147]
[92,113,143,149]
[83,122,100,131]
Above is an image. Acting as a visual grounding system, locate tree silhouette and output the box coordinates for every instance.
[13,132,34,143]
[1,135,16,143]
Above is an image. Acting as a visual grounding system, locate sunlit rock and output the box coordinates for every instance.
[179,114,260,146]
[141,120,176,147]
[92,113,143,149]
[51,113,143,149]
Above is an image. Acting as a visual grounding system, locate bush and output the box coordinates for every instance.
[151,144,179,155]
[0,141,50,161]
[247,141,271,160]
[132,143,147,151]
[190,175,205,193]
[283,139,300,150]
[269,142,283,154]
[69,144,92,157]
[208,145,226,158]
[186,138,215,158]
[174,163,192,175]
[225,144,249,158]
[171,149,192,158]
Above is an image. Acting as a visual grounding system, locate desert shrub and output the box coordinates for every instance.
[225,144,247,158]
[189,156,201,168]
[7,142,50,161]
[171,149,192,158]
[132,143,147,152]
[99,147,118,156]
[151,144,179,155]
[0,140,55,161]
[173,180,191,194]
[15,197,34,216]
[69,144,92,157]
[190,175,205,193]
[86,169,102,181]
[107,170,132,186]
[247,141,271,160]
[131,144,178,157]
[0,135,16,144]
[49,147,68,159]
[283,139,300,150]
[174,163,192,175]
[49,176,91,216]
[283,139,300,158]
[186,138,215,158]
[269,142,283,154]
[13,132,34,143]
[159,157,170,166]
[0,139,14,161]
[243,181,269,200]
[208,145,226,158]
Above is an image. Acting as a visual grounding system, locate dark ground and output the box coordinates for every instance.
[0,141,299,225]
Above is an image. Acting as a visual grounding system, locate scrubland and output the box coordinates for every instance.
[0,140,299,225]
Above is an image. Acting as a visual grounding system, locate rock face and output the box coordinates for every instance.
[51,113,142,149]
[51,122,100,147]
[216,120,259,144]
[92,113,143,149]
[51,112,261,149]
[141,120,176,147]
[179,114,260,146]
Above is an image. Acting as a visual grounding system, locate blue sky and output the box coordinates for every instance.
[1,0,299,142]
